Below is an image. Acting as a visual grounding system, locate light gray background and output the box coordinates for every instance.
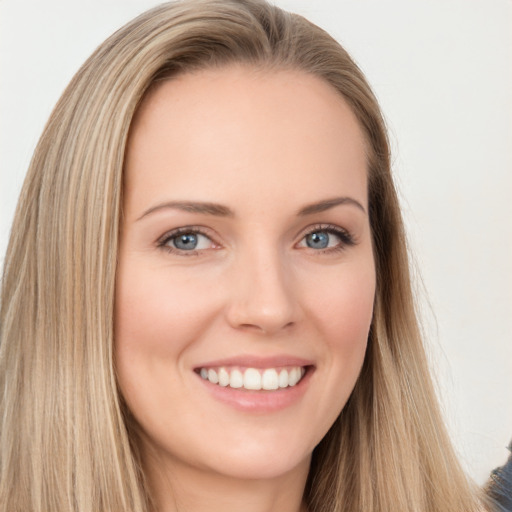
[1,0,511,485]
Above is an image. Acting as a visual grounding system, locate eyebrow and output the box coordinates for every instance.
[136,196,366,221]
[297,196,366,216]
[137,200,234,220]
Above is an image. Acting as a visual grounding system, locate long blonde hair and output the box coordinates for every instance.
[0,1,485,511]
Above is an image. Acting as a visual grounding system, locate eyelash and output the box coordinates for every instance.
[156,224,356,256]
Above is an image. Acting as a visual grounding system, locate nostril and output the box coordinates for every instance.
[236,319,295,335]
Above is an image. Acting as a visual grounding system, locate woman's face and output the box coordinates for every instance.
[115,65,375,482]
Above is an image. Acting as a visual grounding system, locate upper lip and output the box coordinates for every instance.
[194,354,314,370]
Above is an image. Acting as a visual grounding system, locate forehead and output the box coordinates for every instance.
[124,65,368,214]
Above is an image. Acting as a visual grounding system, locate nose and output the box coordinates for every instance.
[225,246,299,335]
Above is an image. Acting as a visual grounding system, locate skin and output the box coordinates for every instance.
[115,65,376,512]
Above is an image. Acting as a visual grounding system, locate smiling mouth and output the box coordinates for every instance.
[196,366,309,391]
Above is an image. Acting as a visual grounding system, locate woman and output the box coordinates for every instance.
[0,1,496,511]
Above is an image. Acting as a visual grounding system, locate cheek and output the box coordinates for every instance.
[290,258,375,439]
[310,262,375,348]
[115,261,218,359]
[303,259,375,396]
[113,259,222,414]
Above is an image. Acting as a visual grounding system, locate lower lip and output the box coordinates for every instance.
[196,367,314,413]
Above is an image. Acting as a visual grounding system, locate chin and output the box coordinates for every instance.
[203,448,312,481]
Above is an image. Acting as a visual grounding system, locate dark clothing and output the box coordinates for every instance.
[488,442,512,512]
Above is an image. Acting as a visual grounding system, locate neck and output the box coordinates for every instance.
[143,450,310,512]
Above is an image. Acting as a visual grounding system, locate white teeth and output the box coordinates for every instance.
[230,369,243,389]
[218,367,230,387]
[262,369,279,390]
[289,367,299,386]
[244,368,262,390]
[278,369,289,388]
[199,366,306,391]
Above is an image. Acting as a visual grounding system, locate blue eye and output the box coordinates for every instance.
[159,229,215,253]
[173,233,199,250]
[305,231,331,249]
[298,225,355,252]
